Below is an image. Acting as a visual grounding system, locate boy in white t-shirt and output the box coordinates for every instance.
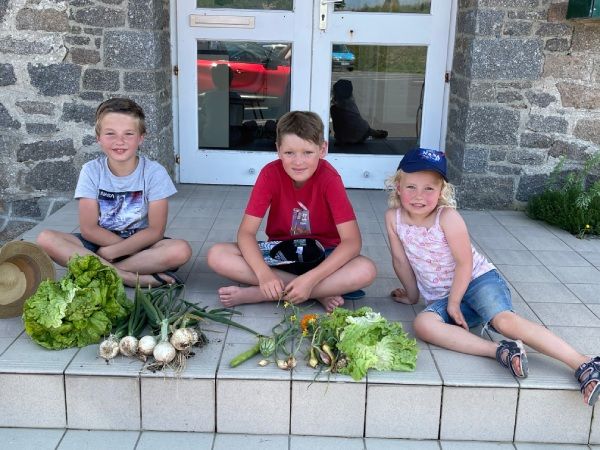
[38,98,191,287]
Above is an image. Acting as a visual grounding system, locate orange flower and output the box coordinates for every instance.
[300,314,318,333]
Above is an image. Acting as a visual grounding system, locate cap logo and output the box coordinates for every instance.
[418,148,444,163]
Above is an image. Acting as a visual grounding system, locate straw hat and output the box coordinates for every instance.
[0,241,55,318]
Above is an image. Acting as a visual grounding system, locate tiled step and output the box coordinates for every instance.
[0,303,597,445]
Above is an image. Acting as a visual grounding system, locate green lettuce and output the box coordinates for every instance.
[333,308,418,381]
[23,255,131,350]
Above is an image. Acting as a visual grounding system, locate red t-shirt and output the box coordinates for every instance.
[245,159,356,248]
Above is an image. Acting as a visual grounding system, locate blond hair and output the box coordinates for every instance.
[385,169,457,209]
[95,97,146,136]
[276,111,324,147]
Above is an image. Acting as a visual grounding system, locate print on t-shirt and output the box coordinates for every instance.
[98,189,143,231]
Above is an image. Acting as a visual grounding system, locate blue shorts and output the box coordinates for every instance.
[422,269,513,329]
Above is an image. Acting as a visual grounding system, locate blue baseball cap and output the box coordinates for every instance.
[398,147,448,181]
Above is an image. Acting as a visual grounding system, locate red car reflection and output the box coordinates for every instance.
[197,42,291,99]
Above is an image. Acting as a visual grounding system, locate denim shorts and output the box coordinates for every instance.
[422,269,513,329]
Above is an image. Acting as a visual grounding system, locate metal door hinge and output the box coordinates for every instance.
[445,72,451,83]
[175,154,180,164]
[173,65,179,76]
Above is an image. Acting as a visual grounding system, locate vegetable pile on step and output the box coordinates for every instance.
[100,281,259,372]
[231,304,419,381]
[23,255,131,350]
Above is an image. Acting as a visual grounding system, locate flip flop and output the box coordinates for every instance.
[151,271,184,286]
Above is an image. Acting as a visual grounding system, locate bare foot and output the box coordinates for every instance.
[316,296,344,313]
[583,381,597,405]
[390,288,418,305]
[218,286,266,307]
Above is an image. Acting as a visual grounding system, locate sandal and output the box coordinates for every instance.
[575,356,600,406]
[496,340,528,378]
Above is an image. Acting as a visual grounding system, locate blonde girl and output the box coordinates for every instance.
[385,147,599,406]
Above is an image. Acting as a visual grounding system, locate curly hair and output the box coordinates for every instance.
[385,169,456,209]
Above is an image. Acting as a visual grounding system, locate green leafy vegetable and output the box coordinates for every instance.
[321,307,418,381]
[23,255,131,350]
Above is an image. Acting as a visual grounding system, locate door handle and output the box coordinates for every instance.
[319,0,342,30]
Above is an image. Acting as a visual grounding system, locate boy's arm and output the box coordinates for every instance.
[96,199,169,262]
[385,208,419,303]
[283,219,361,302]
[441,208,473,330]
[79,198,123,246]
[237,214,285,300]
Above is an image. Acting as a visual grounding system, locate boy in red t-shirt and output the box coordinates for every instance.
[207,111,376,311]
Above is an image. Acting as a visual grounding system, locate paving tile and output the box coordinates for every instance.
[233,301,286,318]
[0,374,66,427]
[141,377,215,432]
[496,264,560,283]
[532,250,592,267]
[511,301,543,325]
[360,297,416,321]
[136,431,214,449]
[362,277,404,297]
[65,375,140,430]
[589,304,600,319]
[0,428,65,450]
[548,266,600,284]
[290,435,364,450]
[591,403,600,444]
[440,441,515,449]
[0,317,24,338]
[290,380,366,437]
[516,353,579,391]
[527,303,600,327]
[0,337,16,354]
[514,389,592,444]
[431,349,519,388]
[475,235,527,251]
[184,272,236,293]
[548,325,600,357]
[216,379,290,434]
[57,430,139,450]
[510,281,581,303]
[513,231,572,251]
[213,433,289,450]
[365,438,441,450]
[0,336,78,374]
[515,443,591,450]
[366,348,440,385]
[365,384,441,439]
[483,249,541,266]
[580,251,600,267]
[462,211,501,226]
[567,283,600,304]
[440,386,517,441]
[65,344,143,376]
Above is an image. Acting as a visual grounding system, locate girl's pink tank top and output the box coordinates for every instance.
[395,206,494,304]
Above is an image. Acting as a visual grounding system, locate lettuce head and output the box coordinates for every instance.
[23,255,131,350]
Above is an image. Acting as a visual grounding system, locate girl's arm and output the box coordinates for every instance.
[97,198,169,261]
[440,207,474,330]
[237,214,285,300]
[385,208,419,303]
[284,219,361,302]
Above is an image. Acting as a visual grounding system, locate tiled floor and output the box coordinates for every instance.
[2,184,600,444]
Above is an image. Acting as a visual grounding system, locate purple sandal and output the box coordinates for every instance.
[496,340,528,378]
[575,356,600,406]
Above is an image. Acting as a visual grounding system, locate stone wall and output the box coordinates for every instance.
[448,0,600,208]
[0,0,172,243]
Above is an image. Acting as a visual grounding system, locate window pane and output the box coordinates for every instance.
[329,45,427,155]
[197,40,291,150]
[335,0,430,13]
[196,0,292,10]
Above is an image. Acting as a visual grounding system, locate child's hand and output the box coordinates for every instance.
[283,274,315,304]
[257,271,285,301]
[447,303,468,330]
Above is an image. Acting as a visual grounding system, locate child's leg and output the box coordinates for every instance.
[207,242,296,306]
[114,239,192,280]
[491,311,598,404]
[37,229,91,265]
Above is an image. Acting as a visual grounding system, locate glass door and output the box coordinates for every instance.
[310,0,453,188]
[177,1,454,188]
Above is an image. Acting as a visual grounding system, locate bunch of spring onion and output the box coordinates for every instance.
[230,300,307,370]
[99,282,259,372]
